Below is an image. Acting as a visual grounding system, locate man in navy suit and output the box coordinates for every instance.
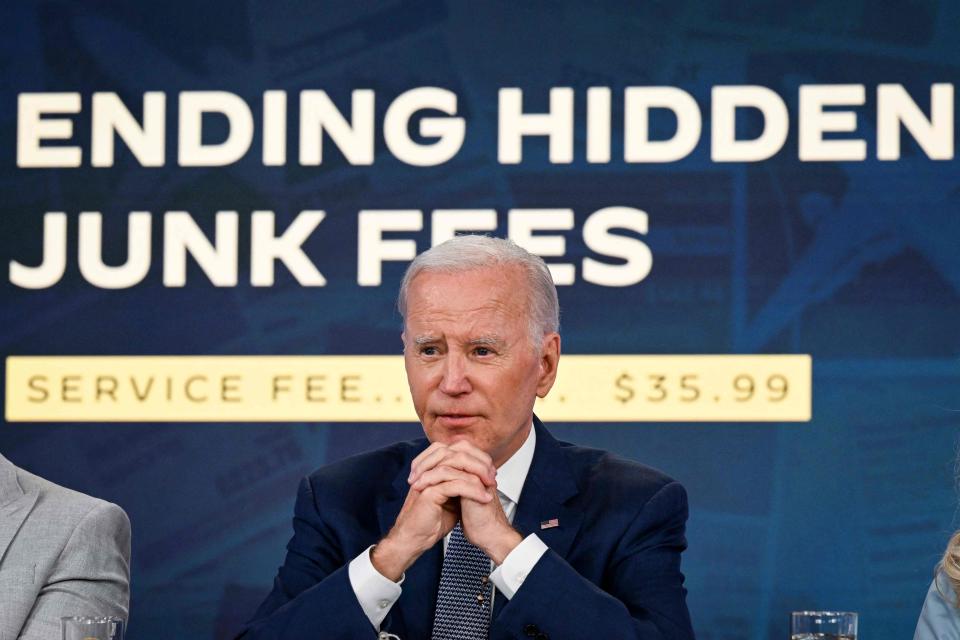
[240,235,694,639]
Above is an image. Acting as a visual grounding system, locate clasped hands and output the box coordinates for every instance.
[371,440,523,582]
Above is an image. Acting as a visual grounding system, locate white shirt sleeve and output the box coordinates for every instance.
[348,545,404,628]
[489,533,549,599]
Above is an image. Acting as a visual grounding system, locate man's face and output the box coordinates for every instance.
[402,265,560,467]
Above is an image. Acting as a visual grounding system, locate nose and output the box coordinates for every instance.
[438,352,472,396]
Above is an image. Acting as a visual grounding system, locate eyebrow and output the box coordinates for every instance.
[411,335,504,346]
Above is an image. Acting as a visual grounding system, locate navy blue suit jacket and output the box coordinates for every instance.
[239,418,694,639]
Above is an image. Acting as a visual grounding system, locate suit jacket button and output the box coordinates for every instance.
[523,623,539,636]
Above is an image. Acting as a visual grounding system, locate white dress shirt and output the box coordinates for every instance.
[348,424,549,629]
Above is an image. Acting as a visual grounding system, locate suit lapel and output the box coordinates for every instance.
[0,456,39,565]
[511,418,583,554]
[494,417,583,619]
[375,442,441,639]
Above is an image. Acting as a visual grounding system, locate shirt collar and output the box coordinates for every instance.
[495,421,536,506]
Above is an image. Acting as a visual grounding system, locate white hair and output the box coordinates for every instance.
[397,235,560,345]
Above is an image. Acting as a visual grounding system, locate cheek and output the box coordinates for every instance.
[501,361,540,391]
[405,365,431,394]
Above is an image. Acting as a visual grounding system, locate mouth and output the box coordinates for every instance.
[435,414,479,428]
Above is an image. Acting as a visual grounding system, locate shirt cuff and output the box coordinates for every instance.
[489,533,548,600]
[348,545,403,628]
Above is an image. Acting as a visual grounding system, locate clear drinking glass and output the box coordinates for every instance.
[61,616,125,640]
[791,611,857,639]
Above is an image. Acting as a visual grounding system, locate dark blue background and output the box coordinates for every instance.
[1,2,959,638]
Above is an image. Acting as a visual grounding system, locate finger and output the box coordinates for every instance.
[409,442,449,481]
[440,451,497,486]
[412,450,496,487]
[411,443,455,475]
[448,440,494,467]
[411,439,493,478]
[422,478,493,505]
[449,444,496,479]
[459,487,498,505]
[447,443,495,476]
[410,441,447,470]
[409,446,453,484]
[412,465,481,492]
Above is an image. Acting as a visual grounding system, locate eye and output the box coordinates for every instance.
[474,347,492,356]
[419,346,439,356]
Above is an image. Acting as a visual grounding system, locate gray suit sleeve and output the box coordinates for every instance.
[19,501,131,640]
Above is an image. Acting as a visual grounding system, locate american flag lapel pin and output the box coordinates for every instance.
[540,518,559,530]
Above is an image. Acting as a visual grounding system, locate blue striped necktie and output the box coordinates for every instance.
[431,522,493,639]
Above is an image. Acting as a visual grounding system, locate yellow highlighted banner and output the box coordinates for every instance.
[5,355,810,423]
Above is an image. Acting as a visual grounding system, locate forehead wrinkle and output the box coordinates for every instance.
[413,301,513,321]
[411,280,519,314]
[404,269,532,347]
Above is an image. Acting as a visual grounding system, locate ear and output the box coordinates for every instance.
[535,333,561,398]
